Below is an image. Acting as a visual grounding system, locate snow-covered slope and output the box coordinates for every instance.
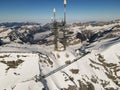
[68,21,120,43]
[0,53,41,90]
[1,20,120,90]
[0,37,120,90]
[0,24,43,44]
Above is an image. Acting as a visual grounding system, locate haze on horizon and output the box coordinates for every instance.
[0,0,120,23]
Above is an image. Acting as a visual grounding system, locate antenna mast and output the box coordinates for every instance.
[53,8,58,50]
[63,0,67,50]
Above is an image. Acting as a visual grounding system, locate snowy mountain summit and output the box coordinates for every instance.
[0,20,120,90]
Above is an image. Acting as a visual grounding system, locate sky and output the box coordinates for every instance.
[0,0,120,23]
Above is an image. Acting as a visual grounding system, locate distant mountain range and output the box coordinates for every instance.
[0,22,40,27]
[0,20,120,45]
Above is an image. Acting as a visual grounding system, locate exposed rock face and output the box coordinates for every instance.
[0,39,3,45]
[8,30,34,43]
